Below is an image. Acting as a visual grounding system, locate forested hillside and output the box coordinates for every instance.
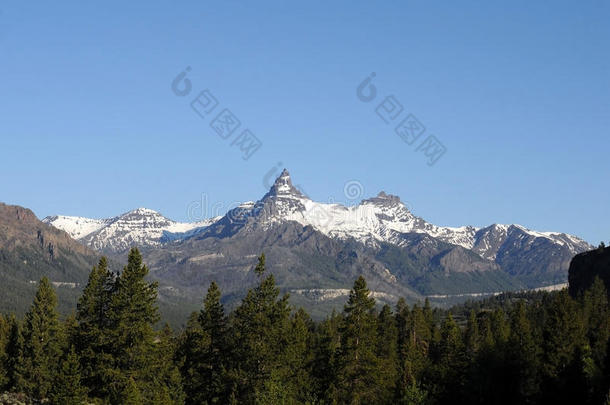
[0,248,608,404]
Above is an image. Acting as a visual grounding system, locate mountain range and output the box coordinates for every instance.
[40,169,591,317]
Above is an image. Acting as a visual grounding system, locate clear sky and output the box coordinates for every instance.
[0,1,608,244]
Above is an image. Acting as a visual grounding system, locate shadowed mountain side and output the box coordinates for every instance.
[568,245,610,299]
[143,221,422,308]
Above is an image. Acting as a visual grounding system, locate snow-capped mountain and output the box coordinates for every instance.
[257,170,479,249]
[200,169,590,259]
[43,208,218,254]
[43,169,591,292]
[44,169,591,262]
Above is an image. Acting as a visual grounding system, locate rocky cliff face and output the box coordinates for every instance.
[0,202,96,272]
[568,245,610,299]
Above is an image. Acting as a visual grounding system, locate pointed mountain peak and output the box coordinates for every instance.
[274,168,292,187]
[264,169,305,199]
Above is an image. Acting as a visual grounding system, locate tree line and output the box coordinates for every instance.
[0,248,609,404]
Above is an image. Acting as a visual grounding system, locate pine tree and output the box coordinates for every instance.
[3,315,23,391]
[402,380,428,405]
[461,309,484,403]
[62,314,78,349]
[542,291,585,377]
[506,300,539,403]
[334,276,381,404]
[583,277,610,404]
[230,253,292,403]
[433,313,465,403]
[177,311,207,403]
[311,310,341,401]
[395,298,411,400]
[284,308,315,402]
[540,290,586,403]
[152,324,185,405]
[18,277,62,399]
[422,299,435,344]
[396,303,430,403]
[106,248,161,402]
[49,345,87,405]
[121,376,143,405]
[194,282,229,404]
[464,310,479,358]
[377,304,399,403]
[74,257,115,398]
[490,308,510,347]
[0,314,8,389]
[480,314,495,350]
[439,313,463,364]
[583,277,609,368]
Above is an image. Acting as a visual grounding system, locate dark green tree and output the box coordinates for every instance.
[18,277,62,399]
[506,301,539,404]
[432,313,465,403]
[151,324,185,405]
[583,277,609,368]
[284,308,315,403]
[311,310,341,401]
[49,345,87,405]
[540,290,587,403]
[106,248,169,403]
[376,304,399,403]
[122,376,143,405]
[464,310,479,359]
[490,308,510,347]
[334,276,382,404]
[396,303,429,403]
[582,277,610,403]
[74,257,115,398]
[229,253,292,403]
[177,312,207,403]
[0,314,8,389]
[3,315,23,391]
[191,281,230,404]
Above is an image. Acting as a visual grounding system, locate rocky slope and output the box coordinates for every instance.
[0,203,102,314]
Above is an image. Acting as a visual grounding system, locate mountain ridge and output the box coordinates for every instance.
[44,208,219,254]
[43,169,591,267]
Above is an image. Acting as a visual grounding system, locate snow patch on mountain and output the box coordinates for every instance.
[42,215,110,240]
[43,209,219,253]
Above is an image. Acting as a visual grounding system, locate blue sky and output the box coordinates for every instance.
[0,1,608,244]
